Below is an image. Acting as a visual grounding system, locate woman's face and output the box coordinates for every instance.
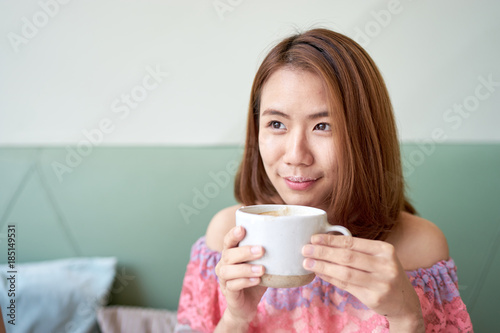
[258,67,337,210]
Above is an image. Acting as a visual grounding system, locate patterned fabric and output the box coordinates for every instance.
[176,237,473,332]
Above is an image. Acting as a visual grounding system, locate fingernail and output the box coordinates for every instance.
[303,258,315,269]
[303,245,314,256]
[233,226,242,236]
[251,265,262,274]
[249,277,259,283]
[251,246,262,255]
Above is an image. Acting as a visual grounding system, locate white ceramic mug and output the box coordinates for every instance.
[235,204,351,288]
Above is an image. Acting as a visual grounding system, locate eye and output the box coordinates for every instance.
[314,123,331,131]
[268,121,286,130]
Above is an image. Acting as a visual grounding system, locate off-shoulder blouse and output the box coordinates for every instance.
[176,237,473,332]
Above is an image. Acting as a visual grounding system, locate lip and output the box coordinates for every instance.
[283,176,318,191]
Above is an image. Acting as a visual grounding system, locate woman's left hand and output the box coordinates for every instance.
[302,234,424,331]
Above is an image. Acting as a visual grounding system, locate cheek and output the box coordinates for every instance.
[326,151,337,170]
[258,133,281,167]
[315,143,337,174]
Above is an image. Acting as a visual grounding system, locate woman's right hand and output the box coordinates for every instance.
[215,225,267,330]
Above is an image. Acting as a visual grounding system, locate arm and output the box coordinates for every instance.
[214,226,267,332]
[214,311,251,333]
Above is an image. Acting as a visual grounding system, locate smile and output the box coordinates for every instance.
[283,176,319,190]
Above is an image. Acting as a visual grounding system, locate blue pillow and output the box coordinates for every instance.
[0,257,117,333]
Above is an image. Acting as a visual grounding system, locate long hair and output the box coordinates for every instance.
[234,28,415,240]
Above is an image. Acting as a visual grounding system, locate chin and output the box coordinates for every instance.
[277,190,331,210]
[279,194,318,208]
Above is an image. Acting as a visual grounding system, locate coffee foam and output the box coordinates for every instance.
[257,206,290,216]
[256,206,316,217]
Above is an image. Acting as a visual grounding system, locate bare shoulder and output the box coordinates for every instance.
[205,204,242,252]
[387,212,450,271]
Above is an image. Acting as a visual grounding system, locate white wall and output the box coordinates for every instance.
[1,0,499,146]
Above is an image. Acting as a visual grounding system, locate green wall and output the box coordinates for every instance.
[0,144,498,331]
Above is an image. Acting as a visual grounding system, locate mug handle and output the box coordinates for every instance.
[323,225,352,236]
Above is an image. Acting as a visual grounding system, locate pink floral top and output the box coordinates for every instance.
[176,237,473,332]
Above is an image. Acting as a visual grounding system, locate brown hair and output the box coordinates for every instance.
[234,28,415,240]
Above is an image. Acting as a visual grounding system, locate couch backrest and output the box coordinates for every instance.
[0,144,498,331]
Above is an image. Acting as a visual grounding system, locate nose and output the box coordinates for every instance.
[283,130,314,166]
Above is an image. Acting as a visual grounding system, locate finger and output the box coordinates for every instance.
[222,226,246,251]
[225,277,261,292]
[303,258,373,289]
[221,244,264,265]
[316,273,411,318]
[218,264,265,281]
[302,244,380,272]
[311,234,395,257]
[321,274,368,296]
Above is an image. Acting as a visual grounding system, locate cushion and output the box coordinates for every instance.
[97,306,177,333]
[0,257,116,333]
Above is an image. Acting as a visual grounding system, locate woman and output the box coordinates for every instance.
[176,28,473,332]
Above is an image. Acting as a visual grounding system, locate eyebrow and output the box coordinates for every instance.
[261,109,330,120]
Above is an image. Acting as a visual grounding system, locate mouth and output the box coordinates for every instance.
[283,176,319,191]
